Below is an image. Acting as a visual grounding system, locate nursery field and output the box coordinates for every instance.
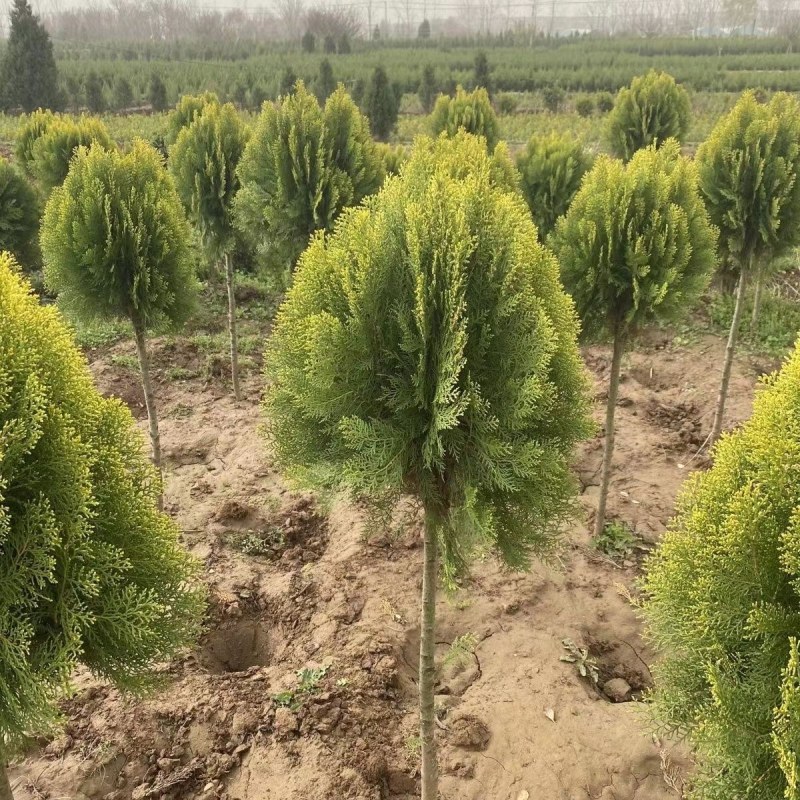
[6,280,767,800]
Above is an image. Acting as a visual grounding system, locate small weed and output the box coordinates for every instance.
[560,638,600,685]
[273,665,330,711]
[69,316,130,349]
[405,735,422,758]
[168,403,193,419]
[110,353,138,370]
[335,677,349,688]
[595,521,639,561]
[236,527,285,557]
[167,366,197,381]
[441,632,478,671]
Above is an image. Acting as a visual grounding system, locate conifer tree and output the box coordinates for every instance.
[418,64,438,113]
[642,342,800,800]
[0,256,203,796]
[363,65,399,141]
[316,58,336,103]
[473,50,491,95]
[235,82,383,276]
[417,18,431,38]
[429,86,499,151]
[14,109,55,174]
[41,141,196,476]
[0,0,61,112]
[83,71,105,113]
[607,70,691,161]
[263,132,592,800]
[697,91,800,443]
[165,91,219,147]
[0,157,40,270]
[148,74,168,112]
[279,68,298,97]
[171,103,249,401]
[29,116,114,193]
[516,132,593,240]
[550,141,717,537]
[302,30,315,52]
[112,76,134,111]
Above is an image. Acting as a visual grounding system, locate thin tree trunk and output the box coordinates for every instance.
[132,318,163,508]
[750,270,763,333]
[711,274,747,445]
[225,252,241,402]
[419,510,439,800]
[594,331,625,539]
[0,761,14,800]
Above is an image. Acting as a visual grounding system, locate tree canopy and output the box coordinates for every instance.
[429,86,499,151]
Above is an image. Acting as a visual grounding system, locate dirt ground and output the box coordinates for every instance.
[8,322,762,800]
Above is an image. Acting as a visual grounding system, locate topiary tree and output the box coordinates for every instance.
[0,255,203,797]
[429,86,499,151]
[14,108,55,174]
[234,82,383,276]
[0,157,40,270]
[29,115,114,193]
[171,103,250,401]
[279,68,297,97]
[607,69,691,162]
[550,141,717,538]
[83,70,105,113]
[263,132,592,800]
[641,342,800,800]
[697,91,800,444]
[363,65,399,141]
[0,0,61,112]
[473,50,491,95]
[316,58,336,103]
[516,132,593,241]
[41,140,196,474]
[165,91,219,147]
[112,76,134,111]
[418,64,438,113]
[148,73,168,112]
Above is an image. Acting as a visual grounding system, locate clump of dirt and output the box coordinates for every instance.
[448,715,491,751]
[645,398,705,448]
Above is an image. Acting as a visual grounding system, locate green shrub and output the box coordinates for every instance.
[364,66,399,141]
[41,140,196,471]
[541,85,565,113]
[165,91,219,146]
[607,70,691,161]
[418,64,438,113]
[596,91,614,113]
[14,108,55,172]
[30,115,114,192]
[496,92,519,115]
[575,96,594,117]
[0,255,203,780]
[376,141,407,176]
[550,141,717,536]
[264,131,591,800]
[148,73,168,112]
[516,132,593,240]
[642,342,800,800]
[316,58,336,104]
[429,86,499,150]
[0,157,40,269]
[234,82,383,276]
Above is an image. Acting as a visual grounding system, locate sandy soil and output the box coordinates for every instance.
[8,323,760,800]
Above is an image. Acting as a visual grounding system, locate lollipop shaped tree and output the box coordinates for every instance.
[550,141,717,538]
[41,141,196,475]
[264,132,592,800]
[0,257,203,798]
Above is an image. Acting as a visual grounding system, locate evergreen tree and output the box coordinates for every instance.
[279,68,298,98]
[0,157,40,270]
[316,58,336,104]
[83,71,105,113]
[550,141,717,538]
[473,50,491,95]
[364,65,399,141]
[148,74,168,112]
[0,255,203,794]
[171,104,250,401]
[697,92,800,443]
[235,82,383,275]
[30,116,114,193]
[429,86,499,151]
[607,69,691,162]
[112,76,134,110]
[14,109,55,174]
[165,91,219,146]
[418,64,438,114]
[323,34,336,54]
[516,132,593,241]
[0,0,61,112]
[263,132,592,800]
[338,34,351,54]
[41,141,197,477]
[418,18,431,38]
[301,30,315,52]
[372,24,381,40]
[642,342,800,800]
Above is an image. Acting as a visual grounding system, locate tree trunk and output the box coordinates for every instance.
[225,252,241,402]
[593,331,625,539]
[711,274,747,445]
[132,318,163,507]
[419,511,439,800]
[0,762,14,800]
[750,270,763,333]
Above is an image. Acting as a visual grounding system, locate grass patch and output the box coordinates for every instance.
[68,315,130,349]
